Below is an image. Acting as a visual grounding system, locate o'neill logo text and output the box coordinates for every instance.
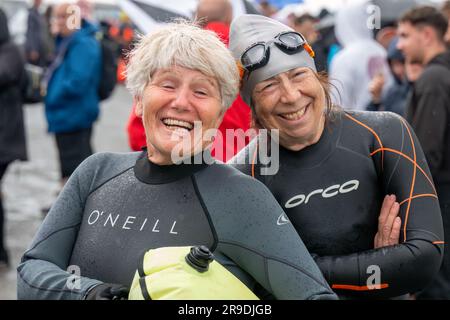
[87,210,179,235]
[285,180,360,209]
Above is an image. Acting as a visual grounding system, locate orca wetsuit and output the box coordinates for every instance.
[231,110,444,299]
[17,151,337,300]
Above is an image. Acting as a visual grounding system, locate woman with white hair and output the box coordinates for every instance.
[17,21,337,300]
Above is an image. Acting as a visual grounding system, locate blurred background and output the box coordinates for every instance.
[0,0,449,299]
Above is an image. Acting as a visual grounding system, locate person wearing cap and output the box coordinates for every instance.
[229,14,444,299]
[17,21,337,300]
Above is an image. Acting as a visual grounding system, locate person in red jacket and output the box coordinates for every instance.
[126,102,146,151]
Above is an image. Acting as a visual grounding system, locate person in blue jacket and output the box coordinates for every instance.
[44,3,101,184]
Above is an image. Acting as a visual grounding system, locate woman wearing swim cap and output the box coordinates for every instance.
[229,14,443,299]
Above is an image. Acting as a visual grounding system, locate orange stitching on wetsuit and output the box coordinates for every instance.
[345,114,435,193]
[345,113,384,171]
[401,118,417,242]
[332,284,389,291]
[433,241,445,244]
[251,142,258,178]
[345,114,437,243]
[399,194,438,206]
[370,148,437,195]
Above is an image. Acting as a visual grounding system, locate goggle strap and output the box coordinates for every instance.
[236,60,245,81]
[303,43,315,58]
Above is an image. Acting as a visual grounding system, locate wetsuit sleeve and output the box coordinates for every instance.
[314,112,444,298]
[16,154,110,299]
[194,165,338,300]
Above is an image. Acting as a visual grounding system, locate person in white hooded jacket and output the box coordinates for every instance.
[330,1,392,111]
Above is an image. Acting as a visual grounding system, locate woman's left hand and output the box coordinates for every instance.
[374,195,401,248]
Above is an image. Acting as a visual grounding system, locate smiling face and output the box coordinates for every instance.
[136,65,224,165]
[252,67,325,151]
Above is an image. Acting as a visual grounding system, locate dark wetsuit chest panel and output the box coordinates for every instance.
[270,158,381,256]
[70,169,214,285]
[256,114,380,255]
[231,110,444,298]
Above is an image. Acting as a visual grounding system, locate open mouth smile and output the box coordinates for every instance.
[161,118,195,134]
[278,103,311,121]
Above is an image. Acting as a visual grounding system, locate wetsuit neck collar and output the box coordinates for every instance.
[277,111,341,167]
[134,149,210,184]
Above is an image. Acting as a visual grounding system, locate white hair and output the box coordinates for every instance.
[126,21,239,110]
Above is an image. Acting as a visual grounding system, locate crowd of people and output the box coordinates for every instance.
[0,0,132,268]
[0,0,450,300]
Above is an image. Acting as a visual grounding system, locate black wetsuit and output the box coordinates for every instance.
[231,110,444,299]
[17,151,337,300]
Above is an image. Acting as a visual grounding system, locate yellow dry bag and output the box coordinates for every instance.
[128,246,259,300]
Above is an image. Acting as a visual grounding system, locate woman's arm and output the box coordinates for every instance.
[17,155,106,300]
[195,165,338,300]
[313,112,444,298]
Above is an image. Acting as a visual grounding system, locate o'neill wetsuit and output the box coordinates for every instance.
[17,150,337,300]
[231,110,444,299]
